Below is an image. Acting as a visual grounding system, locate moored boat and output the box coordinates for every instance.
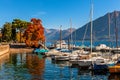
[92,57,108,71]
[51,52,70,61]
[33,48,48,55]
[51,55,70,61]
[109,59,120,73]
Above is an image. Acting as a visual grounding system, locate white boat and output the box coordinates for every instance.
[51,52,70,61]
[78,59,92,68]
[52,55,70,61]
[55,40,68,49]
[69,54,78,60]
[107,60,117,67]
[77,1,93,69]
[96,44,111,51]
[71,53,92,68]
[69,50,80,60]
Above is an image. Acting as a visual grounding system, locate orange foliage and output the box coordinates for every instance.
[23,18,45,47]
[26,54,45,77]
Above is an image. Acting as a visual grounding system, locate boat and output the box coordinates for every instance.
[108,11,120,73]
[90,52,109,70]
[69,3,94,69]
[51,50,70,61]
[107,60,117,67]
[109,59,120,73]
[77,2,93,69]
[95,44,111,52]
[51,54,70,61]
[33,48,48,55]
[92,57,108,70]
[78,59,92,69]
[70,52,92,69]
[103,13,116,67]
[55,40,68,50]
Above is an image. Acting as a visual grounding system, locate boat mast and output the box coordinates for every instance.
[114,11,118,48]
[90,2,93,53]
[108,13,110,43]
[60,25,62,50]
[108,13,111,53]
[70,19,73,50]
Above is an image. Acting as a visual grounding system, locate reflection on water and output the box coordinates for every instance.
[0,52,45,80]
[51,60,72,67]
[0,52,120,80]
[26,54,45,80]
[0,52,9,69]
[108,74,120,80]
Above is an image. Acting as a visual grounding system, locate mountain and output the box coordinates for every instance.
[45,28,76,42]
[64,11,120,41]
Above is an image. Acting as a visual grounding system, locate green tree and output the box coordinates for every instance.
[2,22,12,41]
[12,19,29,42]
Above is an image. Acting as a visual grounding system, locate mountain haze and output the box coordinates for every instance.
[45,28,76,41]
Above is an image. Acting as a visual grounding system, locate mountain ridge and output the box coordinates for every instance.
[64,11,120,41]
[45,11,120,42]
[45,28,76,42]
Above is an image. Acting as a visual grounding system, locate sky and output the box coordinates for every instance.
[0,0,120,29]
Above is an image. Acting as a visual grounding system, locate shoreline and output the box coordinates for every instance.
[10,48,34,53]
[0,45,10,56]
[9,43,34,53]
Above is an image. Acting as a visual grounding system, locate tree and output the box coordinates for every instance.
[2,22,12,41]
[12,19,29,42]
[23,18,45,47]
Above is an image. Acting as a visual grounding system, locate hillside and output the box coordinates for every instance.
[45,28,76,42]
[64,11,120,41]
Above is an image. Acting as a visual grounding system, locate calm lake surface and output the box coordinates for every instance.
[0,52,120,80]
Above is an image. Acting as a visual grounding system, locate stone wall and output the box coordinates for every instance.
[0,45,10,56]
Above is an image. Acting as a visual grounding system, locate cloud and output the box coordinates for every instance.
[32,11,46,17]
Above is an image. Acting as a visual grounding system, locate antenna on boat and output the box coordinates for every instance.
[90,0,93,53]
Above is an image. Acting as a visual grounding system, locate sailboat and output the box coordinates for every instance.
[108,11,120,73]
[76,3,94,69]
[68,17,92,67]
[91,2,108,71]
[51,25,70,61]
[107,13,117,67]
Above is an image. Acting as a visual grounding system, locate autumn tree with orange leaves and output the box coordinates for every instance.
[23,18,45,47]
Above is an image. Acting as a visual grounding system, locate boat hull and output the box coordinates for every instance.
[51,56,70,61]
[109,66,120,73]
[93,63,108,70]
[78,60,92,69]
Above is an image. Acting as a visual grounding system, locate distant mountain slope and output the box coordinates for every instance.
[64,11,120,41]
[45,28,76,41]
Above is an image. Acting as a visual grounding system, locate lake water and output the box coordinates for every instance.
[0,52,120,80]
[46,40,120,48]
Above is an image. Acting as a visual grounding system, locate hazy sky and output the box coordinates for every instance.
[0,0,120,29]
